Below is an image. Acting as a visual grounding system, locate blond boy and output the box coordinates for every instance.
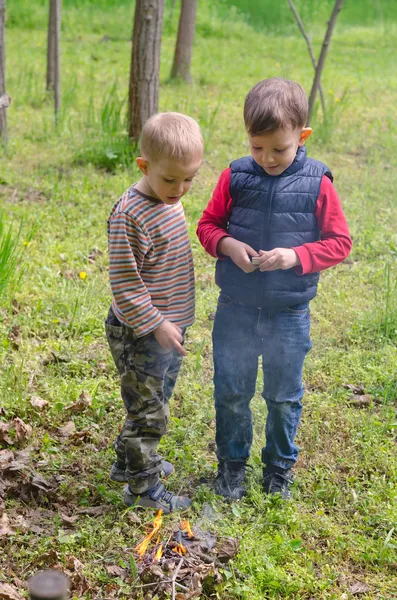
[106,113,203,513]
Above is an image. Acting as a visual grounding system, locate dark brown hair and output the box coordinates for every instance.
[244,78,308,135]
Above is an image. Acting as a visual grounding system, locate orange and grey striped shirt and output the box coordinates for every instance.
[107,186,195,337]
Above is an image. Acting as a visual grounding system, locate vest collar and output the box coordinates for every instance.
[251,145,307,178]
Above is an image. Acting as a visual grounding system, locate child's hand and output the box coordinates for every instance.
[218,237,259,273]
[154,320,187,356]
[257,248,300,271]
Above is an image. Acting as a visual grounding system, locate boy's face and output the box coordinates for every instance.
[248,126,311,176]
[136,154,202,205]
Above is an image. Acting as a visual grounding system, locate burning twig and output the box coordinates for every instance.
[180,519,194,538]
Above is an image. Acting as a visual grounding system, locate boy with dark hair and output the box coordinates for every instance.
[197,78,352,500]
[107,112,203,513]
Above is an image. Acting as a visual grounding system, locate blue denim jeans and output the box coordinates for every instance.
[212,293,312,471]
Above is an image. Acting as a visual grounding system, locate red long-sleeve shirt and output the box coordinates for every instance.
[197,168,352,275]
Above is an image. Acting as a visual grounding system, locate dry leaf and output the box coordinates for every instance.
[76,505,109,516]
[66,555,84,571]
[65,391,92,413]
[0,449,14,471]
[59,421,76,437]
[106,565,127,578]
[0,583,22,600]
[0,512,15,536]
[217,537,240,563]
[347,394,371,408]
[0,422,13,445]
[343,383,365,395]
[349,581,371,595]
[61,514,79,526]
[13,418,33,442]
[63,270,75,280]
[30,396,49,409]
[31,475,53,492]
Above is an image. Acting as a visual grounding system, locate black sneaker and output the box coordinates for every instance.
[123,482,192,514]
[263,467,293,500]
[110,460,174,484]
[214,460,248,500]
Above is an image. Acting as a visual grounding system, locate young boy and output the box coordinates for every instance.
[197,78,352,500]
[106,112,203,513]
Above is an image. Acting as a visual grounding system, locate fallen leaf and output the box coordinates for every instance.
[59,421,76,437]
[13,418,33,442]
[43,351,69,366]
[349,581,371,595]
[343,383,365,395]
[63,270,75,280]
[0,422,13,445]
[76,505,109,516]
[0,583,22,600]
[0,512,15,536]
[30,396,49,409]
[31,475,53,492]
[106,565,127,578]
[347,394,371,408]
[217,537,240,563]
[61,514,79,526]
[0,450,14,470]
[65,391,92,413]
[66,555,84,571]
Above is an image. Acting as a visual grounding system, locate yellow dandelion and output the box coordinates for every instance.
[79,271,87,280]
[328,90,334,95]
[335,97,340,103]
[23,241,31,247]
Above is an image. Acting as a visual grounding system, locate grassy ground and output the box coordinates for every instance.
[1,1,397,598]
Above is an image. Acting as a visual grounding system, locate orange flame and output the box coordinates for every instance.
[154,543,163,562]
[172,542,187,556]
[135,510,163,557]
[180,520,194,538]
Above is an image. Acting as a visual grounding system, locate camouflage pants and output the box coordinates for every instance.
[105,306,184,494]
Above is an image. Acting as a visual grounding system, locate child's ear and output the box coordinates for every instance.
[298,127,312,146]
[136,157,149,175]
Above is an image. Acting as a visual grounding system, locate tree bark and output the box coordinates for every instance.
[128,0,165,141]
[307,0,344,124]
[46,0,55,90]
[170,0,197,82]
[0,0,7,142]
[54,0,61,119]
[287,0,325,116]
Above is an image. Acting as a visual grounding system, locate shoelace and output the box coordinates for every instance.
[264,472,291,493]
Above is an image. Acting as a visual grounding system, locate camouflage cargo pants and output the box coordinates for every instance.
[105,306,184,494]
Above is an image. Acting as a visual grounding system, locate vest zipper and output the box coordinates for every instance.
[260,177,276,305]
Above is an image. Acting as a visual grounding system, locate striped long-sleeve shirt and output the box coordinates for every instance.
[108,187,195,337]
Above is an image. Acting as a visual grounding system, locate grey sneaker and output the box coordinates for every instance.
[123,482,192,514]
[110,460,174,484]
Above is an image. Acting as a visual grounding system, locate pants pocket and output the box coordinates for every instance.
[105,321,125,374]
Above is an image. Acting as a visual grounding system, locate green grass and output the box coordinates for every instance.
[1,1,397,598]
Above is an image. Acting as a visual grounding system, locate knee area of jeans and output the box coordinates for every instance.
[264,397,303,412]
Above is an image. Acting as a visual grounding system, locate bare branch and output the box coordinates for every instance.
[287,0,325,115]
[308,0,344,124]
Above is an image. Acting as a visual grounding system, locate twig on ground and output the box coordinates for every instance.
[172,557,184,600]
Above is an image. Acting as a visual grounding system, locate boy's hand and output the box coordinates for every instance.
[218,237,259,273]
[154,320,187,356]
[257,248,300,271]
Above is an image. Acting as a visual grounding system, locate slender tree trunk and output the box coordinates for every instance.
[287,0,325,116]
[54,0,61,119]
[128,0,164,141]
[46,0,55,90]
[170,0,197,82]
[0,0,7,142]
[307,0,344,124]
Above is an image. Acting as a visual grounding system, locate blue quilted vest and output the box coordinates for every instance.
[215,146,333,308]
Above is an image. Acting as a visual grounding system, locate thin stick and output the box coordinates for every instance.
[307,0,344,124]
[287,0,325,115]
[172,557,184,600]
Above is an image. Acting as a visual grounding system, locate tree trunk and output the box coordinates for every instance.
[46,0,55,90]
[307,0,344,124]
[54,0,61,119]
[128,0,165,141]
[170,0,197,82]
[0,0,7,142]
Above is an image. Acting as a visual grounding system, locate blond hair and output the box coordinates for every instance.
[140,112,204,162]
[244,78,308,135]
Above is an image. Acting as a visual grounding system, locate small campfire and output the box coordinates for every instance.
[133,510,240,599]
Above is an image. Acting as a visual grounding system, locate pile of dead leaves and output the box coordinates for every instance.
[132,514,241,599]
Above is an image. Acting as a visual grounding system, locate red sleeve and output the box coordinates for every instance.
[293,175,352,275]
[196,168,233,258]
